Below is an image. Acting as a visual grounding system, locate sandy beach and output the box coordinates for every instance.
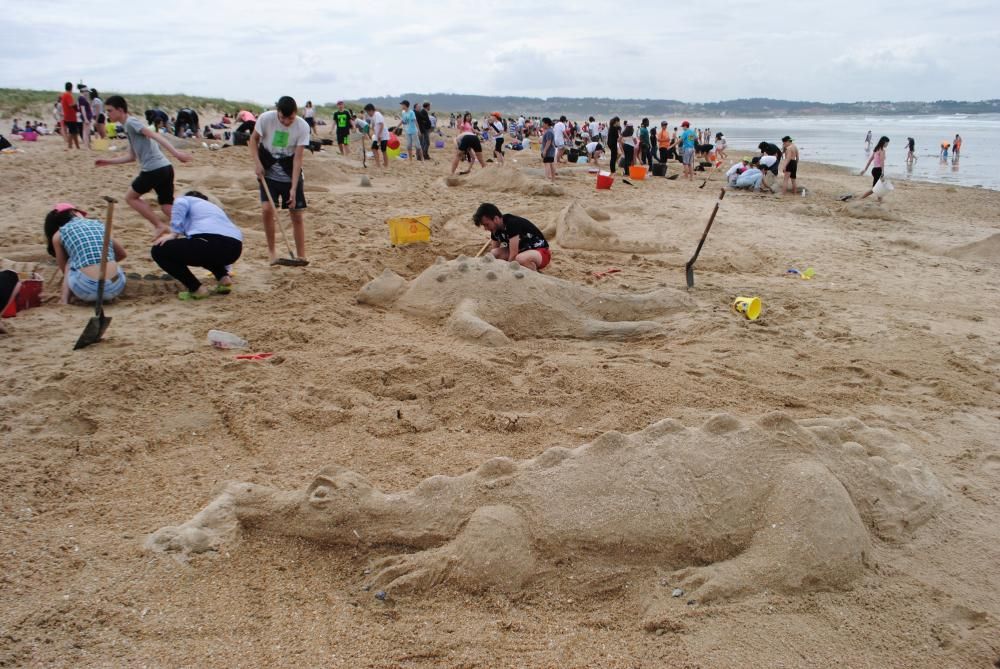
[1,130,999,668]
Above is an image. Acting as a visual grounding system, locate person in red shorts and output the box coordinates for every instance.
[473,202,551,272]
[60,82,80,150]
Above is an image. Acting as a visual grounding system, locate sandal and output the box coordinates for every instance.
[214,284,232,295]
[178,290,208,301]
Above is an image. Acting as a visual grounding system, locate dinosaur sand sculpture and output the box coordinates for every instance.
[147,412,943,603]
[356,255,692,344]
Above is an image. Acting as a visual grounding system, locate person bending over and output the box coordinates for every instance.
[44,203,128,304]
[151,191,244,300]
[472,202,551,272]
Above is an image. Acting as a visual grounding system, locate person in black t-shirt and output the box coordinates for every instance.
[473,202,551,271]
[331,101,353,155]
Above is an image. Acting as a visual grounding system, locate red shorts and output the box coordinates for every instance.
[535,247,551,270]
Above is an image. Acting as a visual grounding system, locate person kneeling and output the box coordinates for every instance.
[473,202,551,272]
[150,191,243,300]
[733,158,765,192]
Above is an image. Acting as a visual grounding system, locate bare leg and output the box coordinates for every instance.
[125,188,168,234]
[290,210,307,260]
[261,203,278,262]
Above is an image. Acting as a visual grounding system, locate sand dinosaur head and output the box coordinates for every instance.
[357,268,407,306]
[294,465,378,542]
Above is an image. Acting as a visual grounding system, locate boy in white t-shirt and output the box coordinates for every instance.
[364,103,390,168]
[250,96,311,264]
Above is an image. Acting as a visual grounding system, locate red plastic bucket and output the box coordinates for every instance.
[596,172,613,190]
[15,278,43,310]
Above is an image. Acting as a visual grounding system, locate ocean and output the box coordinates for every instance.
[669,114,1000,191]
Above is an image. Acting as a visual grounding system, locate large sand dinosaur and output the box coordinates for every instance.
[357,254,692,344]
[147,412,943,603]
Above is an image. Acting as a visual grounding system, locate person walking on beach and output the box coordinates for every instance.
[553,116,568,163]
[303,101,316,136]
[619,123,637,174]
[606,117,621,175]
[489,112,506,165]
[864,130,873,152]
[251,96,310,264]
[90,89,106,139]
[150,191,243,300]
[473,203,551,272]
[639,118,653,169]
[859,136,889,199]
[60,83,80,150]
[331,101,352,155]
[95,95,193,239]
[781,136,799,194]
[656,121,671,165]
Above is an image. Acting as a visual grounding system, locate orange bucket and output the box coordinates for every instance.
[628,165,647,180]
[596,171,613,189]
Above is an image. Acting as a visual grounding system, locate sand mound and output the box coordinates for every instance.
[790,204,830,217]
[450,165,565,196]
[358,255,692,342]
[944,232,1000,262]
[553,201,671,254]
[844,201,905,222]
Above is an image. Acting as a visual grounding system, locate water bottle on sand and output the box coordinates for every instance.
[207,329,248,349]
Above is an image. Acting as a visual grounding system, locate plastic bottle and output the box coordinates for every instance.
[207,329,248,349]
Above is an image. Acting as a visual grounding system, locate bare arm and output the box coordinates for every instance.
[249,130,264,179]
[142,127,192,163]
[111,239,128,261]
[859,153,874,175]
[95,145,135,166]
[289,145,305,203]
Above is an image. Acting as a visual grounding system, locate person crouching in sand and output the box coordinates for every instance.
[151,191,243,300]
[44,203,128,304]
[473,202,551,272]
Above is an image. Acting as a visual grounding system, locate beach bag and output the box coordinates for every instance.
[872,177,894,198]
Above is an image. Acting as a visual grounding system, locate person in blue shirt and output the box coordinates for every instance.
[399,100,420,162]
[150,191,244,300]
[679,120,697,180]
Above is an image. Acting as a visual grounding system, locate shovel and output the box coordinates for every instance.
[258,175,309,266]
[684,188,725,289]
[74,196,116,350]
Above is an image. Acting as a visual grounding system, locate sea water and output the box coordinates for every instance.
[674,114,1000,191]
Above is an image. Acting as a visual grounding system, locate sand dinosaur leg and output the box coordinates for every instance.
[670,461,871,602]
[446,298,511,345]
[368,505,536,594]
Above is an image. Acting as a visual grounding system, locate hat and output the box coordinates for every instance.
[681,120,690,127]
[54,202,87,217]
[781,135,792,142]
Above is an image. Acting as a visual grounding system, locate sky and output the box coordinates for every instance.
[3,0,998,106]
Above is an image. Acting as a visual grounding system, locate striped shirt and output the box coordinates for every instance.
[60,218,114,270]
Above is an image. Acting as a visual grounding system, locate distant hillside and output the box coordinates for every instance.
[0,89,357,123]
[347,94,1000,118]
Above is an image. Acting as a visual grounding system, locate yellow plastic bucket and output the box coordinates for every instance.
[386,215,431,245]
[732,295,762,320]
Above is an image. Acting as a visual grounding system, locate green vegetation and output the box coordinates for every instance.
[0,88,268,120]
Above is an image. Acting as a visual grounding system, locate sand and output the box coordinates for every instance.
[1,132,999,668]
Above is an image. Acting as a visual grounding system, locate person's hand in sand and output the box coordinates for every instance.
[472,203,551,272]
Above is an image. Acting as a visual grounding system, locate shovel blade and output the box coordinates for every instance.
[685,262,695,289]
[74,313,111,350]
[274,257,310,267]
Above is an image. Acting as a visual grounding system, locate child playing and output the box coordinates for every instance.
[541,117,556,181]
[95,95,192,240]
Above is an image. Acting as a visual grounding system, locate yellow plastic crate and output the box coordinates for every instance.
[386,215,431,245]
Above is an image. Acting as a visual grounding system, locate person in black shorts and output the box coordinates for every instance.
[781,136,799,194]
[451,131,486,175]
[473,203,551,272]
[0,269,19,334]
[331,101,352,155]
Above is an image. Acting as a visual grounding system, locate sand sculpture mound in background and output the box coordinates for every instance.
[445,165,564,196]
[550,201,672,253]
[148,412,944,606]
[843,201,906,222]
[355,255,692,344]
[944,232,1000,262]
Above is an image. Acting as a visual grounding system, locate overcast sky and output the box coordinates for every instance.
[3,0,998,106]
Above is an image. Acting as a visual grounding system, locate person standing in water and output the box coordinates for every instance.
[905,137,916,165]
[864,130,873,152]
[952,134,962,160]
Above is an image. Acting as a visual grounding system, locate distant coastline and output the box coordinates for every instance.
[2,87,998,119]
